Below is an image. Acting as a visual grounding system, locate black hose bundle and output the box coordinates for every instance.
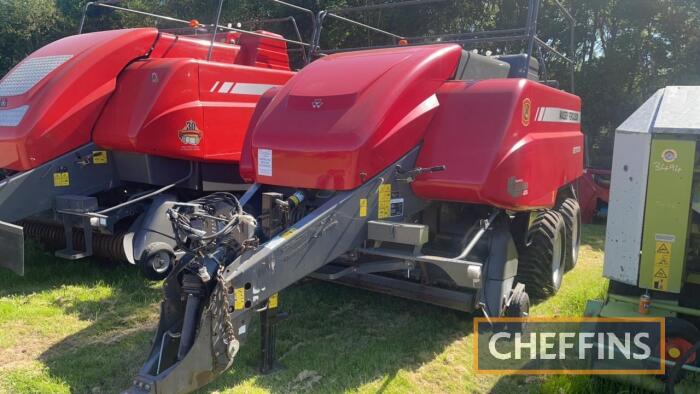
[167,192,255,255]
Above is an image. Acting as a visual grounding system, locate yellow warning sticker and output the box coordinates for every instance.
[281,228,296,239]
[269,293,278,309]
[92,150,108,164]
[652,241,672,291]
[378,184,391,219]
[53,172,70,187]
[359,198,368,217]
[234,287,245,310]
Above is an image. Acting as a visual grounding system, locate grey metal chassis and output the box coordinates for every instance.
[0,143,118,274]
[131,148,520,393]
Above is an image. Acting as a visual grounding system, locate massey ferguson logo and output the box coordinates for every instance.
[179,120,203,147]
[311,98,324,109]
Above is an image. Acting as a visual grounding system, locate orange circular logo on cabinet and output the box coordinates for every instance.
[522,98,531,127]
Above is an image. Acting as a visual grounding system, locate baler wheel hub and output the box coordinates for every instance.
[667,337,696,363]
[151,251,171,273]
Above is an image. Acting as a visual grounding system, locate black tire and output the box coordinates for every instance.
[504,285,530,333]
[654,318,700,383]
[138,251,173,281]
[558,197,581,271]
[505,290,530,318]
[515,210,567,300]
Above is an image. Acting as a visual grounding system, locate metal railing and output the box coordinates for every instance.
[311,0,576,92]
[78,0,315,64]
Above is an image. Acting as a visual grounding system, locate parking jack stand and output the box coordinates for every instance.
[259,293,284,374]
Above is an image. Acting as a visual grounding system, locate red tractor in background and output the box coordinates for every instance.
[0,0,315,278]
[121,1,585,393]
[578,167,611,223]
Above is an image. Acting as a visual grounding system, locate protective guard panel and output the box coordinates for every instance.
[0,220,23,275]
[639,138,695,293]
[93,59,293,163]
[0,29,159,171]
[412,78,583,210]
[243,44,463,190]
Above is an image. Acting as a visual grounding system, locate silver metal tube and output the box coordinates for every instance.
[534,36,574,64]
[405,27,528,42]
[455,211,501,260]
[207,0,226,61]
[570,1,576,92]
[78,2,94,34]
[241,16,309,63]
[330,0,449,14]
[94,164,194,217]
[319,35,528,54]
[525,0,540,70]
[80,2,310,48]
[325,12,404,40]
[85,3,193,27]
[212,24,310,47]
[270,0,314,18]
[553,0,575,23]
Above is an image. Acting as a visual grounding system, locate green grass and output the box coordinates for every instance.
[0,225,637,394]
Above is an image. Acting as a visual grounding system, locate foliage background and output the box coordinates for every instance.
[1,0,699,167]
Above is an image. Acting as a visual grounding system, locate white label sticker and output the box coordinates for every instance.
[258,149,272,176]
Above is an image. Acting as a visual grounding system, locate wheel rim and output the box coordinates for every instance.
[152,251,171,274]
[667,337,696,363]
[551,228,564,288]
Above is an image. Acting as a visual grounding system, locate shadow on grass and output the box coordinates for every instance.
[34,278,474,394]
[3,240,475,393]
[581,224,606,253]
[0,240,150,298]
[0,241,162,392]
[14,224,609,393]
[199,279,473,393]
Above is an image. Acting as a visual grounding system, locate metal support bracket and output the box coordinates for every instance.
[55,214,94,260]
[312,260,414,281]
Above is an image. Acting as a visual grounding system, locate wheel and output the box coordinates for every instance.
[504,284,530,333]
[138,250,173,280]
[505,287,530,318]
[515,210,567,300]
[558,197,581,271]
[654,318,700,383]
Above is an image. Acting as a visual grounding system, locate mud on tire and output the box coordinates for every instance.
[558,197,581,271]
[515,210,567,300]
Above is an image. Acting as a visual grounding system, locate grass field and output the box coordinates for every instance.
[0,224,636,394]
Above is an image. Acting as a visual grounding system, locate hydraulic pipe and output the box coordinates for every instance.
[455,211,501,260]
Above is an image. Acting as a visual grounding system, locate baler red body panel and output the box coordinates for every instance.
[0,28,293,171]
[412,79,583,210]
[93,59,293,163]
[244,44,462,190]
[243,44,583,210]
[0,28,158,171]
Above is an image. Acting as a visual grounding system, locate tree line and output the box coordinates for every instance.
[1,0,698,167]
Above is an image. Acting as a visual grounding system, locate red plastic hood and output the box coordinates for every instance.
[0,28,158,171]
[244,44,462,190]
[93,58,293,163]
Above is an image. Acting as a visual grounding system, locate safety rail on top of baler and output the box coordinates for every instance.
[311,0,576,92]
[78,0,315,65]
